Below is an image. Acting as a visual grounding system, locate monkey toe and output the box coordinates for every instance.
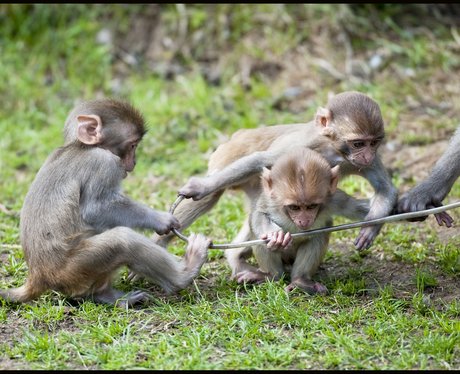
[126,271,142,283]
[186,233,210,258]
[285,280,328,295]
[115,290,150,308]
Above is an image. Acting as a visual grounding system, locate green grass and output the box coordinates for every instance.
[0,4,459,370]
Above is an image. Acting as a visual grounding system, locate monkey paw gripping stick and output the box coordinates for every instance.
[169,195,460,250]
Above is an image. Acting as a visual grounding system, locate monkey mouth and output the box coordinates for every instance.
[349,159,369,170]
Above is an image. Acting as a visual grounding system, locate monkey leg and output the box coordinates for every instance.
[153,190,225,248]
[87,279,149,308]
[62,228,209,305]
[234,245,286,285]
[253,245,284,278]
[225,218,258,279]
[287,234,329,295]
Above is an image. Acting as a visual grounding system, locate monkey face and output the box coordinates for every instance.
[120,141,139,172]
[285,204,320,230]
[345,137,382,168]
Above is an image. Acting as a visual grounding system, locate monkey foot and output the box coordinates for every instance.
[184,233,211,271]
[235,270,270,284]
[114,290,150,308]
[285,279,328,295]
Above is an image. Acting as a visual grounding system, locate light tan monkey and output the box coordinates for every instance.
[0,99,210,307]
[226,147,369,294]
[158,91,396,252]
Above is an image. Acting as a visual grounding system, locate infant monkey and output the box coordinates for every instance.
[0,98,210,308]
[172,91,396,252]
[226,147,369,294]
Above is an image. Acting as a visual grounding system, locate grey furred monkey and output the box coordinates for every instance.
[0,98,210,307]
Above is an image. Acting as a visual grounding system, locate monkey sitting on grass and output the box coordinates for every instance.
[0,98,210,308]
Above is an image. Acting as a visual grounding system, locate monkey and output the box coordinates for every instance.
[397,126,460,227]
[153,91,397,252]
[226,147,370,294]
[0,98,211,308]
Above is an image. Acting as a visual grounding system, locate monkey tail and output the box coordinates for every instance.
[0,279,45,303]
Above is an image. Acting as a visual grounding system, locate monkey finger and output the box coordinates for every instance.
[126,271,141,283]
[274,230,285,246]
[434,211,454,227]
[282,232,292,249]
[265,232,277,249]
[267,231,286,250]
[354,233,372,251]
[397,196,414,213]
[172,219,181,229]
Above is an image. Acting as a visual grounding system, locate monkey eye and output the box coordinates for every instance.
[370,139,381,147]
[306,204,319,210]
[350,140,365,149]
[287,205,300,211]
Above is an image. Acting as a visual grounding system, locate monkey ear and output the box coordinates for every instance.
[261,167,273,192]
[315,107,332,127]
[77,115,103,145]
[330,165,340,194]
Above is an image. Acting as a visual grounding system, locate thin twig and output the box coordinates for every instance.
[169,195,460,250]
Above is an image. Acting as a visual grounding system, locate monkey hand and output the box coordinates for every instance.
[354,225,380,251]
[152,211,181,235]
[261,231,292,251]
[434,211,454,227]
[398,192,454,227]
[178,177,211,201]
[397,190,430,221]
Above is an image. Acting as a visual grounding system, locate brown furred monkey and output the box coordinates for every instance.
[226,147,370,294]
[0,99,210,307]
[156,91,397,251]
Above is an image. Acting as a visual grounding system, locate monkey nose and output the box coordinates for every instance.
[298,222,311,230]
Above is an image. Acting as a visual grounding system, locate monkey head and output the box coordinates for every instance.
[261,148,339,230]
[315,91,385,169]
[66,99,147,173]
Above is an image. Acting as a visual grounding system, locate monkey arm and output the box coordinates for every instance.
[399,127,460,212]
[327,189,370,220]
[179,151,276,200]
[397,128,460,227]
[81,191,178,233]
[352,157,398,250]
[363,157,398,218]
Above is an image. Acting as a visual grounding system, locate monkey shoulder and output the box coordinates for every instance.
[28,145,124,204]
[71,145,125,181]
